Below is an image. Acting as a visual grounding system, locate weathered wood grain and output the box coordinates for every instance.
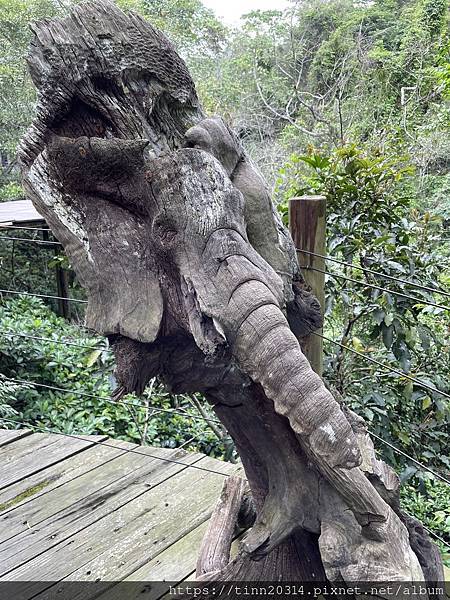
[2,458,238,600]
[196,475,247,578]
[0,438,134,516]
[123,521,207,581]
[0,430,32,448]
[289,195,326,375]
[0,446,203,571]
[0,433,106,490]
[94,525,248,600]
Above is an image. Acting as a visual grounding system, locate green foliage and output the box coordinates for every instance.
[278,144,413,228]
[0,374,22,418]
[0,0,78,157]
[138,0,226,55]
[0,181,23,201]
[277,143,450,479]
[401,478,450,565]
[0,296,233,459]
[433,39,450,98]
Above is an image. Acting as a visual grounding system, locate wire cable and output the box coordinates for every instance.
[302,266,449,311]
[0,417,231,478]
[8,332,445,475]
[315,332,450,401]
[4,376,222,427]
[0,329,107,352]
[0,417,447,545]
[5,373,448,484]
[296,248,450,299]
[1,324,447,479]
[0,289,87,304]
[0,235,62,246]
[0,225,51,232]
[369,432,450,485]
[420,525,449,548]
[2,235,447,300]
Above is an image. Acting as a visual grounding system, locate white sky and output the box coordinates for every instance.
[201,0,289,25]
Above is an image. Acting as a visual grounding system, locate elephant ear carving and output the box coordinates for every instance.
[18,0,201,343]
[29,134,165,344]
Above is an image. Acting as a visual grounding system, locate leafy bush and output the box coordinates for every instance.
[0,296,233,459]
[0,374,22,418]
[401,478,450,566]
[0,182,23,201]
[277,143,449,562]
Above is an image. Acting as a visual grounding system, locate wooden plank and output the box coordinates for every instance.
[0,439,135,516]
[126,521,208,581]
[0,447,205,575]
[0,430,33,448]
[157,531,248,600]
[1,433,56,465]
[0,432,107,490]
[3,458,239,600]
[0,443,192,544]
[80,522,209,600]
[58,457,240,583]
[113,522,248,600]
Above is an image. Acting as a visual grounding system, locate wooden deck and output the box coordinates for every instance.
[0,429,241,599]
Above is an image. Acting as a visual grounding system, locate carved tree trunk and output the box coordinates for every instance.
[20,1,443,590]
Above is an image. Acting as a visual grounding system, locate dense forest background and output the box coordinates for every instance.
[0,0,448,558]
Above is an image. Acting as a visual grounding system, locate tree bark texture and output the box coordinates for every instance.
[19,1,443,590]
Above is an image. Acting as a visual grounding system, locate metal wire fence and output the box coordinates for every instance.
[302,264,449,311]
[296,248,450,299]
[0,235,62,246]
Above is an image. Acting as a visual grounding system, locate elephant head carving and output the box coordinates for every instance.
[19,0,435,583]
[43,131,359,476]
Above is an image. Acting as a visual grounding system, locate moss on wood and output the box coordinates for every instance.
[0,479,51,512]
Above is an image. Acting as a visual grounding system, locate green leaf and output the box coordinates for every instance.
[352,336,365,352]
[422,396,432,410]
[372,308,385,325]
[397,431,410,445]
[403,381,413,399]
[384,313,393,326]
[85,350,102,368]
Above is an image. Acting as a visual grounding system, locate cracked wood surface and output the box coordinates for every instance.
[0,430,241,599]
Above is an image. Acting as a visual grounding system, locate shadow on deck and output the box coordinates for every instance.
[0,429,241,599]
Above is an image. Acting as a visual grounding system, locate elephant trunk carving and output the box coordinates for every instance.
[19,0,443,587]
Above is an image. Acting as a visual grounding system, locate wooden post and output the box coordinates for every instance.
[55,259,71,320]
[289,196,326,376]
